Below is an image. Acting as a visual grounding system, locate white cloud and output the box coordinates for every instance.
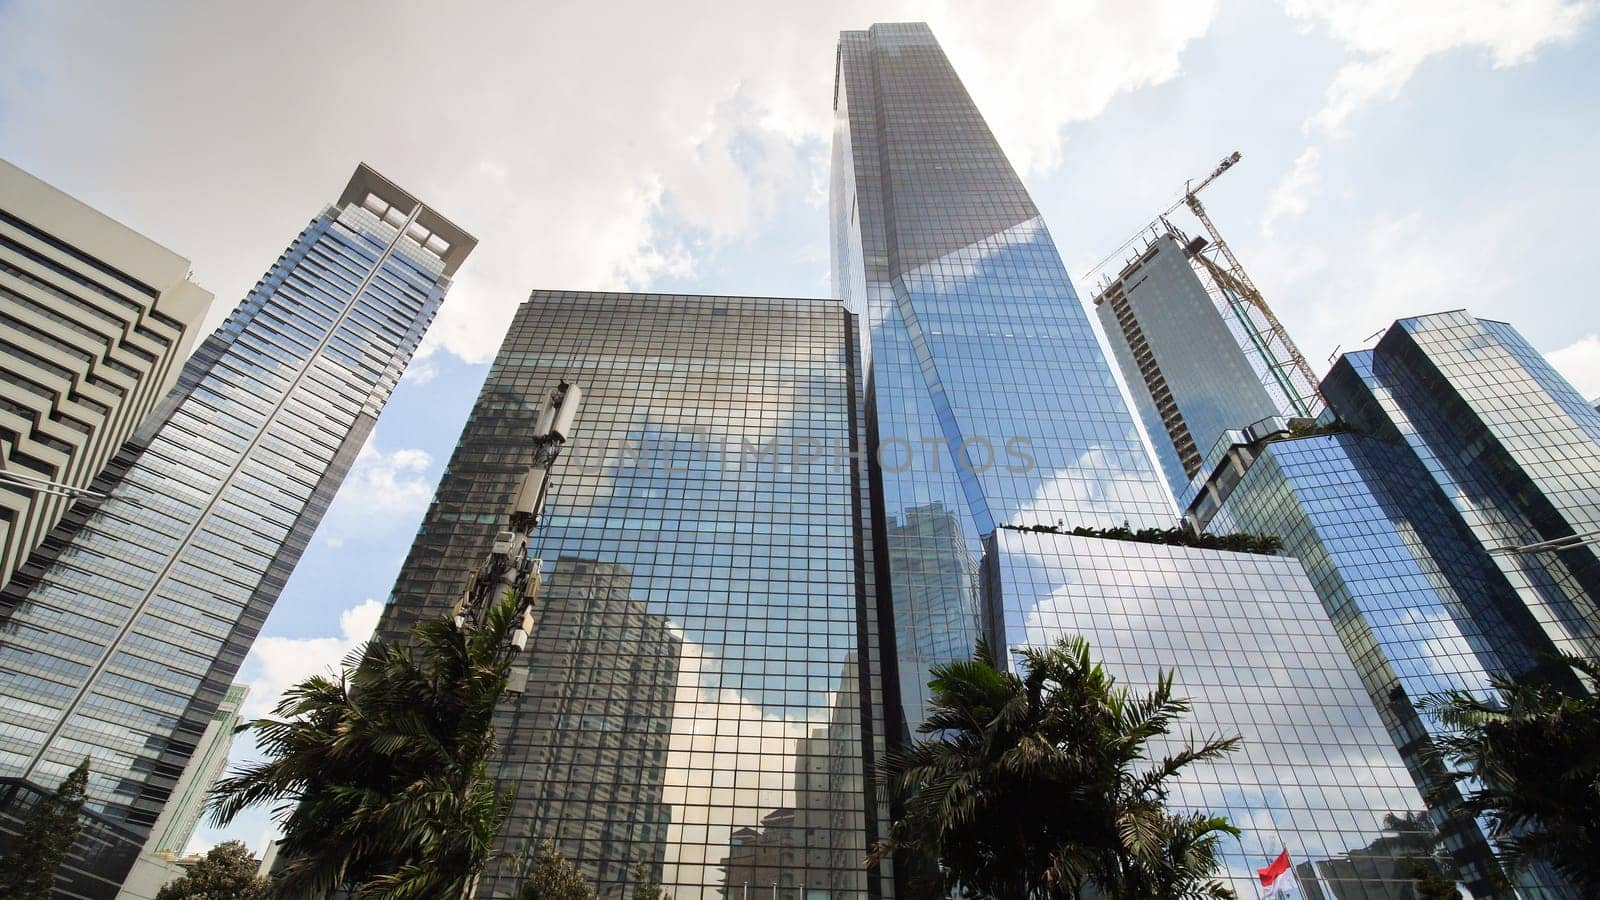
[923,0,1219,174]
[1284,0,1595,133]
[239,599,383,719]
[1262,147,1322,236]
[320,441,435,530]
[1011,445,1173,527]
[0,1,1218,365]
[1253,209,1515,375]
[399,358,439,385]
[1548,334,1600,401]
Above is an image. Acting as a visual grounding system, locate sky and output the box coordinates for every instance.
[2,0,1598,854]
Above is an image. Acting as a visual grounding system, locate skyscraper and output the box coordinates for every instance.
[1123,293,1591,894]
[0,159,214,590]
[143,683,249,857]
[834,22,1444,898]
[0,163,473,897]
[985,528,1449,894]
[1186,421,1545,896]
[379,291,887,899]
[1324,311,1600,663]
[1091,232,1287,498]
[831,22,1172,737]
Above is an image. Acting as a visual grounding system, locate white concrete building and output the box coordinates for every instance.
[0,159,213,589]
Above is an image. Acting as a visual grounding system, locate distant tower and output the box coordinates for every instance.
[145,683,249,856]
[0,159,214,590]
[1089,153,1321,500]
[1092,231,1286,496]
[0,164,473,897]
[115,684,249,900]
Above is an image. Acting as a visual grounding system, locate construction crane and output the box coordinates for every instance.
[451,381,581,666]
[1179,153,1321,415]
[1086,152,1323,417]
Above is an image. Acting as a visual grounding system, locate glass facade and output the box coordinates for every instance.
[1092,233,1285,497]
[987,529,1447,899]
[1173,310,1600,897]
[1195,430,1556,896]
[1323,311,1600,663]
[379,292,888,900]
[831,22,1170,737]
[146,682,249,855]
[832,22,1440,898]
[0,164,472,897]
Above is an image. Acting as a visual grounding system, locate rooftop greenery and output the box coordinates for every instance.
[1280,419,1348,439]
[1001,522,1284,556]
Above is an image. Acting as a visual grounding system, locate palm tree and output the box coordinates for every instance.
[1421,653,1600,896]
[872,637,1240,900]
[208,593,523,899]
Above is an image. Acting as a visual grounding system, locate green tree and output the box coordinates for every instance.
[1377,812,1460,900]
[629,860,670,900]
[1422,653,1600,896]
[208,593,523,899]
[154,841,269,900]
[0,759,88,900]
[519,841,596,900]
[873,638,1241,899]
[1403,860,1463,900]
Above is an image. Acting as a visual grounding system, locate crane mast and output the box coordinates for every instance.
[1088,151,1323,418]
[1181,154,1321,416]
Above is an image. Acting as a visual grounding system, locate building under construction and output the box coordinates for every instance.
[1089,152,1322,499]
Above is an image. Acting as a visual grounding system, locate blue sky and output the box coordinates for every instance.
[2,0,1598,852]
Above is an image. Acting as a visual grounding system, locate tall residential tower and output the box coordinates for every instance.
[0,164,473,898]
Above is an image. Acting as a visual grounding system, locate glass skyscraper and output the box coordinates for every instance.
[1324,311,1600,664]
[1190,424,1547,896]
[831,22,1171,737]
[1164,311,1597,896]
[378,292,888,900]
[116,683,250,900]
[987,529,1444,897]
[833,21,1441,899]
[0,164,473,898]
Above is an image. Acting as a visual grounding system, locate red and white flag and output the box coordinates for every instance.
[1257,849,1293,899]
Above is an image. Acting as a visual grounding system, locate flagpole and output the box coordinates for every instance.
[1246,813,1280,899]
[1287,855,1310,900]
[1267,825,1300,900]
